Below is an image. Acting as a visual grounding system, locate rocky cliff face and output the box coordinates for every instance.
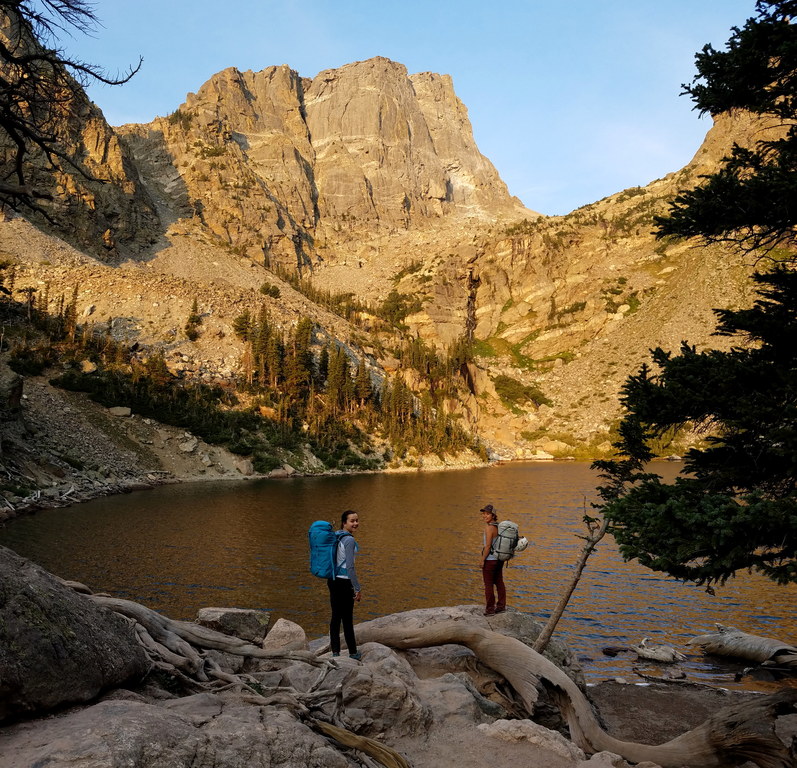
[0,18,158,257]
[377,111,776,457]
[115,57,530,268]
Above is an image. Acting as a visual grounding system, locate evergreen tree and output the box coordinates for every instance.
[598,1,797,586]
[283,323,312,404]
[184,297,202,341]
[65,284,79,342]
[292,317,315,391]
[354,359,373,406]
[264,332,284,388]
[325,346,348,413]
[341,359,356,413]
[232,309,253,341]
[251,304,271,387]
[317,345,330,386]
[655,1,797,254]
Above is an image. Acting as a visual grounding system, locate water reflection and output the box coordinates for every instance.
[1,462,794,691]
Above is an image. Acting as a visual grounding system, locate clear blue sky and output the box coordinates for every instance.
[70,1,756,216]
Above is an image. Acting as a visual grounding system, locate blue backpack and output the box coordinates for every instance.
[308,521,351,579]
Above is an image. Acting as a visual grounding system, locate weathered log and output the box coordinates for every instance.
[311,719,411,768]
[688,624,797,666]
[88,595,322,665]
[632,637,687,663]
[358,618,796,768]
[602,638,687,663]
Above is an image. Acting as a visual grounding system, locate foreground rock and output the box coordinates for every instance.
[0,546,795,768]
[0,546,150,721]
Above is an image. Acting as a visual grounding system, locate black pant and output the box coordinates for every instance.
[328,578,357,654]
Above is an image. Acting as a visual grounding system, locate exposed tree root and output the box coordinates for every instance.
[358,618,797,768]
[88,595,324,665]
[64,587,405,768]
[310,719,411,768]
[73,584,797,768]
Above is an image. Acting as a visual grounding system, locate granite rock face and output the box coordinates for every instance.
[116,57,529,266]
[0,27,158,258]
[0,545,150,721]
[195,606,271,644]
[0,696,350,768]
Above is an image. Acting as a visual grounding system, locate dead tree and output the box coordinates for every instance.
[0,0,141,211]
[358,618,797,768]
[533,512,608,654]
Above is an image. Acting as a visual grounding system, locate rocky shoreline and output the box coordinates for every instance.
[0,547,797,768]
[0,370,495,526]
[0,544,795,768]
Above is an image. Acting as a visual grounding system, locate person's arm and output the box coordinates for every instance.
[343,536,361,597]
[480,525,497,566]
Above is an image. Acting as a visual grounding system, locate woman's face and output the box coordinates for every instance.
[481,510,495,524]
[343,513,360,534]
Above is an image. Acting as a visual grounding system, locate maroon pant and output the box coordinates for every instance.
[482,559,505,613]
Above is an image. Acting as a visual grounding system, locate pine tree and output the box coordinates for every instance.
[317,345,330,385]
[265,333,284,388]
[184,297,202,341]
[598,1,797,586]
[325,346,348,414]
[354,360,372,406]
[252,304,271,388]
[65,284,79,342]
[232,309,253,341]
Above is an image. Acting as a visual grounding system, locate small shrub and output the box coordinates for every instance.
[259,282,280,299]
[252,452,282,473]
[199,145,227,158]
[493,374,551,408]
[558,301,586,317]
[167,109,192,130]
[8,344,56,375]
[471,340,497,358]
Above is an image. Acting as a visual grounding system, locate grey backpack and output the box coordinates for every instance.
[492,520,520,561]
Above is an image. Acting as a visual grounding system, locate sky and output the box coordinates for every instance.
[61,1,758,216]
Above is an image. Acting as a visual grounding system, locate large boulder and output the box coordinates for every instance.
[0,361,22,414]
[262,617,307,651]
[0,545,150,721]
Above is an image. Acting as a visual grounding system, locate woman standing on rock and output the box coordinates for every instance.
[480,504,505,616]
[329,510,362,660]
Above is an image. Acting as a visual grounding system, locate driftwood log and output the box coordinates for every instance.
[688,624,797,668]
[358,618,797,768]
[602,637,687,663]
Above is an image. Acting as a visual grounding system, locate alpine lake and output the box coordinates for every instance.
[1,461,794,693]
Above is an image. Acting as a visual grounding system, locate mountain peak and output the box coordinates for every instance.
[114,57,531,268]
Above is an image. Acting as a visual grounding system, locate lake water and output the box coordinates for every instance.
[1,462,794,692]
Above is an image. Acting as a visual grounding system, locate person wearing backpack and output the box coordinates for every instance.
[479,503,506,616]
[328,510,362,660]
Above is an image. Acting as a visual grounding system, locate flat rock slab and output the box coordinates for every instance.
[587,680,797,747]
[195,606,270,644]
